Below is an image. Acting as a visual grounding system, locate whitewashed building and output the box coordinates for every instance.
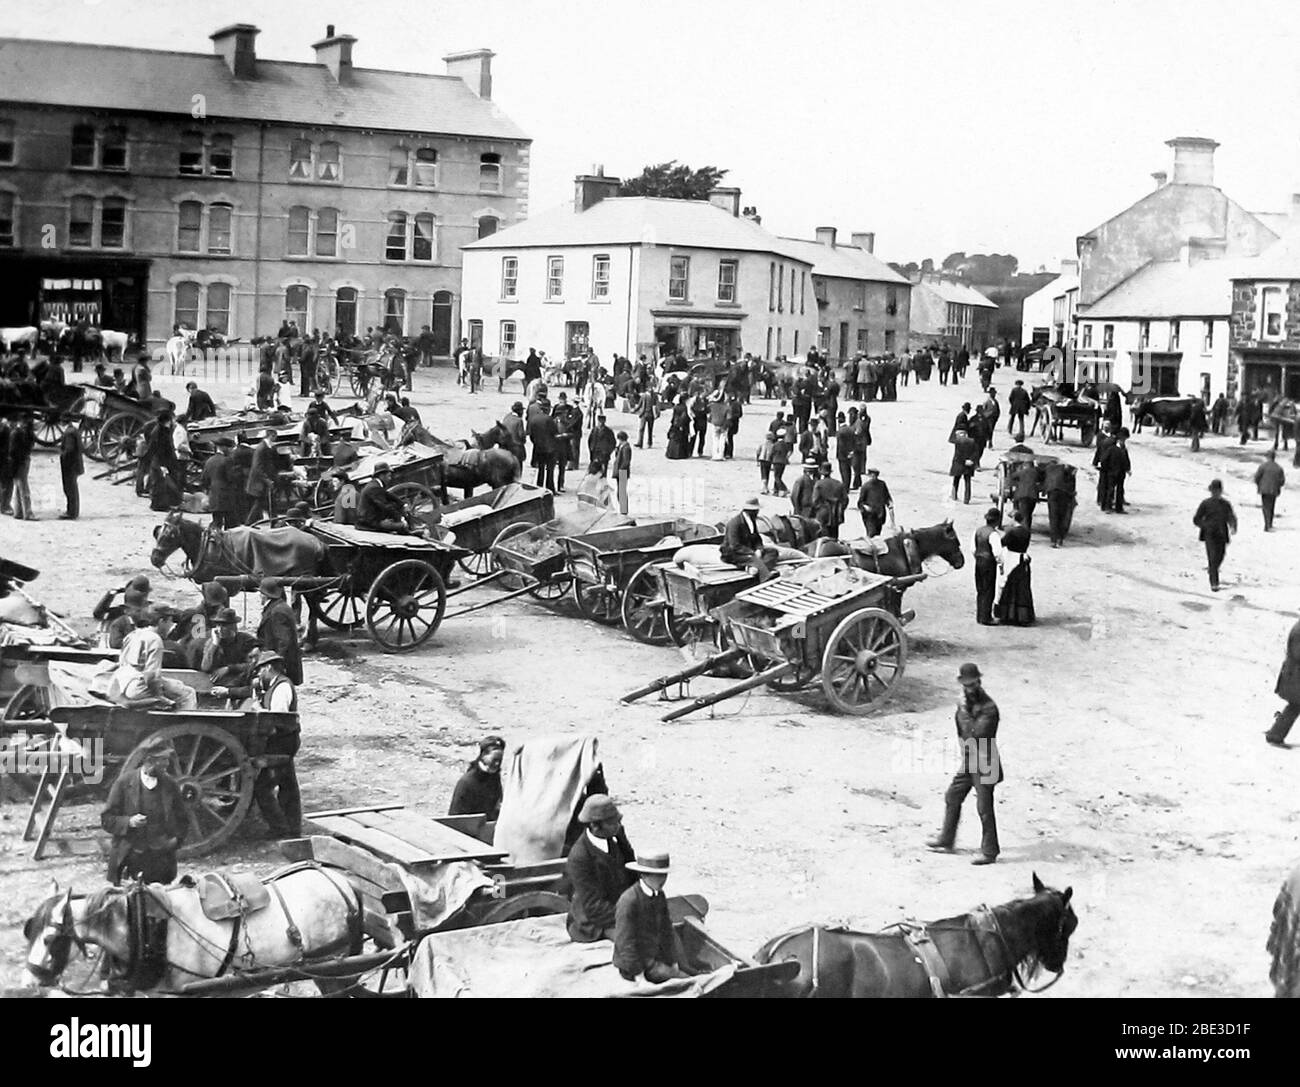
[1021,260,1079,348]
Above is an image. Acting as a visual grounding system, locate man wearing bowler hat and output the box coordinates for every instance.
[613,849,698,983]
[256,577,302,685]
[564,794,636,942]
[100,735,189,884]
[927,663,1003,865]
[202,608,259,698]
[720,498,779,580]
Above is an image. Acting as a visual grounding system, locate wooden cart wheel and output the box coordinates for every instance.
[307,580,365,629]
[79,417,104,462]
[32,412,66,448]
[456,548,494,579]
[761,661,819,691]
[365,559,447,653]
[350,368,368,397]
[477,890,569,925]
[490,522,548,595]
[1,685,56,797]
[620,561,674,646]
[389,482,441,528]
[314,473,341,511]
[820,606,908,715]
[96,411,145,463]
[572,577,621,625]
[121,723,255,856]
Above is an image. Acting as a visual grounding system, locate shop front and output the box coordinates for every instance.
[1238,350,1300,402]
[0,254,149,339]
[650,311,743,360]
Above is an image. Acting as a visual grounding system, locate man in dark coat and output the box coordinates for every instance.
[927,662,1003,865]
[356,462,413,534]
[972,508,1003,625]
[227,439,254,525]
[564,794,636,942]
[613,850,694,982]
[1012,461,1038,529]
[256,577,303,685]
[1210,393,1228,435]
[448,736,506,820]
[950,403,971,443]
[499,402,527,465]
[690,393,709,457]
[184,381,217,423]
[199,437,238,528]
[9,416,36,519]
[100,735,188,884]
[1043,461,1075,548]
[245,429,281,524]
[1267,615,1300,747]
[849,406,871,489]
[553,393,581,492]
[835,412,856,488]
[811,463,847,539]
[1192,478,1237,591]
[588,414,616,476]
[58,416,84,520]
[1255,449,1286,531]
[1100,428,1131,512]
[720,497,778,578]
[857,468,893,538]
[528,402,559,492]
[790,459,819,520]
[950,429,978,504]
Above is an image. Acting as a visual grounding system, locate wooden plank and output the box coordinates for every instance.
[436,813,487,840]
[304,802,406,820]
[307,816,439,867]
[299,834,412,891]
[353,809,508,864]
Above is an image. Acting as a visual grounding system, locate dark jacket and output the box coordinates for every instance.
[950,436,977,477]
[448,766,503,821]
[588,425,616,463]
[720,511,763,565]
[356,479,407,530]
[955,689,1003,783]
[257,598,303,684]
[247,442,280,496]
[186,389,217,422]
[1276,620,1300,705]
[613,882,679,980]
[1012,464,1038,501]
[200,450,238,513]
[1043,463,1074,494]
[1255,461,1286,496]
[1193,495,1237,542]
[564,831,636,942]
[790,471,817,519]
[858,478,893,514]
[1100,442,1131,478]
[811,475,847,527]
[613,442,632,475]
[1008,387,1032,413]
[59,428,84,477]
[835,424,856,461]
[101,769,189,882]
[528,412,558,464]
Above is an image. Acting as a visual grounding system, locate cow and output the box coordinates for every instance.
[100,329,131,363]
[0,326,40,354]
[1129,394,1201,436]
[165,328,198,375]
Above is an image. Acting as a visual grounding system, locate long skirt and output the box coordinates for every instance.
[995,556,1035,625]
[665,425,690,460]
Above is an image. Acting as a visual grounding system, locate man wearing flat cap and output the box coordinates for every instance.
[613,849,698,983]
[200,436,240,528]
[720,498,778,580]
[790,458,820,520]
[564,794,636,942]
[101,735,189,884]
[256,577,302,685]
[928,663,1003,865]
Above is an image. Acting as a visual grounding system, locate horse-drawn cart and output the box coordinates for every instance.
[623,561,923,719]
[992,448,1077,537]
[71,386,174,463]
[0,382,83,447]
[436,482,555,578]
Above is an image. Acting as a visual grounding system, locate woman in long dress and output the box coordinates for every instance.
[995,510,1035,625]
[665,394,691,460]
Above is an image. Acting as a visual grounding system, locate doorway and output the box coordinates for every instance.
[565,321,590,358]
[334,288,357,339]
[838,321,849,363]
[431,290,453,356]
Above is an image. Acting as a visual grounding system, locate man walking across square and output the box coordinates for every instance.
[927,662,1003,865]
[1193,478,1237,592]
[1255,449,1286,531]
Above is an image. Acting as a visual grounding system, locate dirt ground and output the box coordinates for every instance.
[2,362,1295,998]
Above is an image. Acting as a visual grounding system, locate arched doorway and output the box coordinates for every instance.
[431,290,453,356]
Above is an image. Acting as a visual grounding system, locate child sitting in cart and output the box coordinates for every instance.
[613,849,701,984]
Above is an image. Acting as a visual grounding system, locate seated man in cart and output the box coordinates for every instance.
[100,735,189,885]
[613,848,700,983]
[720,497,780,581]
[300,405,334,458]
[202,607,259,702]
[107,609,199,710]
[355,461,418,535]
[565,794,636,943]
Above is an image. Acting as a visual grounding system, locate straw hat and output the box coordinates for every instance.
[626,849,671,876]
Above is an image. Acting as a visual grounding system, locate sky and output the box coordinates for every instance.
[9,0,1300,272]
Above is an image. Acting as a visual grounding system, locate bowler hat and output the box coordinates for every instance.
[1208,478,1223,492]
[252,650,285,670]
[258,577,285,600]
[958,662,982,682]
[123,588,149,610]
[214,607,239,625]
[626,849,672,876]
[577,794,621,824]
[866,467,880,476]
[129,575,152,593]
[201,582,229,609]
[140,735,176,759]
[743,497,761,511]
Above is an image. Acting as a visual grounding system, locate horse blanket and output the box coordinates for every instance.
[407,914,735,998]
[492,735,598,866]
[218,526,324,578]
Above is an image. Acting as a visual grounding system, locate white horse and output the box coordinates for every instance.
[165,329,197,375]
[0,326,39,354]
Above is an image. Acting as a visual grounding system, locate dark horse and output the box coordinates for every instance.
[804,520,965,577]
[754,874,1077,998]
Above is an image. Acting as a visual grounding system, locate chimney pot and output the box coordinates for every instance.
[1151,171,1168,190]
[326,24,335,36]
[210,24,260,79]
[313,29,357,83]
[443,49,495,99]
[814,226,838,248]
[1165,136,1219,186]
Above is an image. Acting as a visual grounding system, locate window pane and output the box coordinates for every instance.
[315,208,338,257]
[0,119,14,164]
[388,147,409,187]
[290,139,312,179]
[717,259,736,302]
[284,285,308,331]
[384,289,406,334]
[287,206,309,257]
[385,212,407,260]
[317,141,339,181]
[101,127,127,170]
[478,215,498,239]
[0,191,14,246]
[500,320,517,357]
[210,134,234,177]
[178,201,202,252]
[175,282,200,329]
[206,283,231,334]
[501,257,518,298]
[413,213,434,261]
[479,152,502,193]
[413,147,437,187]
[179,131,205,175]
[71,124,96,167]
[69,196,94,246]
[592,255,610,299]
[547,256,564,298]
[208,203,232,254]
[100,197,126,248]
[669,256,689,300]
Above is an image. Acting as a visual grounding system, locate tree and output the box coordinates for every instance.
[618,161,729,200]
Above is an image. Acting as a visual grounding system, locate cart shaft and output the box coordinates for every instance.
[620,647,746,703]
[659,661,796,721]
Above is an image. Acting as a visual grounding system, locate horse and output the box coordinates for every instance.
[804,519,965,577]
[24,866,365,994]
[414,431,519,499]
[753,874,1077,998]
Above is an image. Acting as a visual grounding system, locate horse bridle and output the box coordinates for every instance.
[980,900,1068,994]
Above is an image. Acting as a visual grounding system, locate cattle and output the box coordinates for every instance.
[0,326,39,354]
[1130,394,1201,436]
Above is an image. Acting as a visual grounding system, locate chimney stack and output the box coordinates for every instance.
[1151,171,1167,190]
[1166,137,1219,186]
[707,187,741,216]
[574,167,622,212]
[814,226,838,248]
[444,49,495,99]
[210,24,259,79]
[1061,258,1079,276]
[742,206,762,225]
[313,27,356,83]
[851,231,875,253]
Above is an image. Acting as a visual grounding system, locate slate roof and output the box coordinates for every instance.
[1233,223,1300,280]
[915,278,998,309]
[775,237,908,284]
[462,197,814,263]
[1082,259,1234,318]
[0,36,529,141]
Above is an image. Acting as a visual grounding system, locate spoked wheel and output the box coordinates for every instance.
[620,561,673,645]
[753,658,818,691]
[307,580,365,630]
[820,606,908,715]
[456,549,493,579]
[96,411,144,463]
[314,474,341,511]
[32,412,66,447]
[1,685,55,797]
[365,559,447,653]
[316,364,339,397]
[79,418,104,461]
[121,723,255,856]
[350,368,368,398]
[476,890,569,925]
[489,522,562,598]
[389,482,440,530]
[573,577,621,625]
